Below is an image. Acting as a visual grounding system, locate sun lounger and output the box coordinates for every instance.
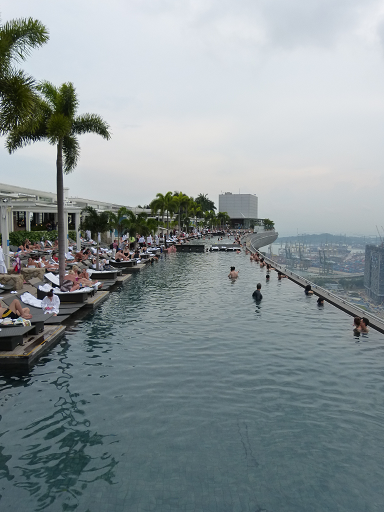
[110,260,137,268]
[33,281,93,302]
[0,325,36,351]
[3,295,84,317]
[0,282,16,292]
[87,269,118,280]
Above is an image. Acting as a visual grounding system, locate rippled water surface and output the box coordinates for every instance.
[1,251,384,512]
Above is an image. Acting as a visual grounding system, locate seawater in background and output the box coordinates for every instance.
[0,252,384,512]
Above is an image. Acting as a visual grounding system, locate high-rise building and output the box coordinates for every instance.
[218,193,258,228]
[364,245,384,303]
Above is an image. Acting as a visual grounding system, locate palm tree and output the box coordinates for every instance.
[163,191,175,232]
[217,211,230,229]
[149,193,166,225]
[6,81,110,284]
[173,191,189,232]
[204,210,217,230]
[79,206,109,270]
[0,16,49,133]
[107,207,135,246]
[195,193,216,213]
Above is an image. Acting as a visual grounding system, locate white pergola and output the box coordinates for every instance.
[0,182,153,268]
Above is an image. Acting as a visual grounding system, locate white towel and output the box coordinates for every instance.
[20,292,42,308]
[45,272,60,286]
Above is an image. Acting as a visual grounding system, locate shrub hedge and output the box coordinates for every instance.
[3,230,77,247]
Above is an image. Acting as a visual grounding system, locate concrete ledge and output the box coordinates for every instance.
[21,268,46,281]
[0,274,24,290]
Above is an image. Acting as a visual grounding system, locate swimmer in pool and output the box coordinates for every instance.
[353,316,362,332]
[304,284,313,295]
[252,283,262,301]
[317,296,324,306]
[360,317,369,333]
[266,274,270,281]
[228,266,239,279]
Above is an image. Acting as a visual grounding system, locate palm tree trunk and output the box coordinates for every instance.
[56,139,66,286]
[96,238,100,271]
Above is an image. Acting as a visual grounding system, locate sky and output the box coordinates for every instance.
[1,0,384,236]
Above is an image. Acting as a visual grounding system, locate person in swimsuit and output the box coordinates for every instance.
[304,284,313,295]
[252,283,262,301]
[353,317,362,332]
[360,317,369,333]
[0,299,32,320]
[228,266,239,279]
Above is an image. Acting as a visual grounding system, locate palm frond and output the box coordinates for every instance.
[0,69,37,133]
[46,112,71,142]
[0,17,49,70]
[5,100,48,153]
[58,82,78,117]
[72,113,111,140]
[63,134,80,173]
[37,81,58,109]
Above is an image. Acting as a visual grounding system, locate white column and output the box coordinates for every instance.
[75,212,81,250]
[63,187,69,253]
[1,204,11,268]
[63,213,69,253]
[25,210,31,231]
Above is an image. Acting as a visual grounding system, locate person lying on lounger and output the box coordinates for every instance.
[69,267,102,289]
[115,250,129,262]
[0,299,32,320]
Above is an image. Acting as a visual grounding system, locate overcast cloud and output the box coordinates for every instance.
[1,0,384,235]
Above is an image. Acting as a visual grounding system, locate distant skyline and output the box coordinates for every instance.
[1,0,384,236]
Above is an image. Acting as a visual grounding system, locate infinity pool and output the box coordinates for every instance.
[1,252,384,512]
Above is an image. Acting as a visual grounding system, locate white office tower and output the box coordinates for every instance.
[218,193,258,229]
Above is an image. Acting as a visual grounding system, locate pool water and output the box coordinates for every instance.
[1,252,384,512]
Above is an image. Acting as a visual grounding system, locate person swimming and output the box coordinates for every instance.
[353,316,362,332]
[304,284,313,295]
[252,283,262,301]
[266,274,270,280]
[317,296,324,306]
[228,266,239,279]
[360,317,369,333]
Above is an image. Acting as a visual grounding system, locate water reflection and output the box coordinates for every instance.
[2,348,118,511]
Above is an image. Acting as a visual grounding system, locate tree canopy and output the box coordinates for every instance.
[195,193,216,212]
[6,81,111,284]
[0,15,49,133]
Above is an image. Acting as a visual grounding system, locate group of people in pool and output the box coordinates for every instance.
[231,250,371,333]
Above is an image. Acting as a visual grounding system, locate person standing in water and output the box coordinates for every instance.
[252,283,262,301]
[228,266,239,279]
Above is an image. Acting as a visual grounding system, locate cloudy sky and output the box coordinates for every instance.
[2,0,384,235]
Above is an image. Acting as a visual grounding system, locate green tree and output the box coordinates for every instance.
[0,16,49,133]
[204,210,217,230]
[263,218,275,230]
[217,211,230,229]
[195,193,216,212]
[163,191,175,231]
[6,81,111,284]
[79,206,109,270]
[149,193,166,225]
[189,201,202,230]
[107,207,135,245]
[172,191,190,232]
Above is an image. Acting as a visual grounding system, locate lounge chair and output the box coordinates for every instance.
[0,325,36,351]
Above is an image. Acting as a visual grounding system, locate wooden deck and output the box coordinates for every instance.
[84,290,110,309]
[0,324,66,368]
